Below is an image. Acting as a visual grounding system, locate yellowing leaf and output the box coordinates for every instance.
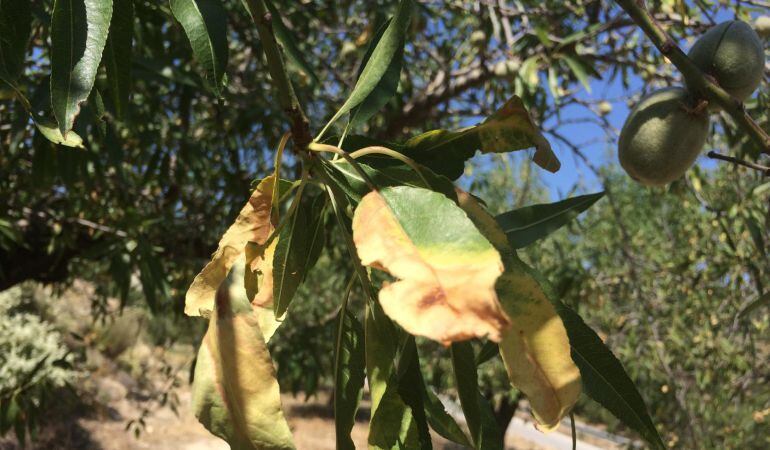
[185,176,275,317]
[35,117,85,148]
[477,96,560,173]
[352,186,509,345]
[396,95,560,178]
[229,254,282,342]
[192,279,294,449]
[245,239,278,309]
[456,189,581,431]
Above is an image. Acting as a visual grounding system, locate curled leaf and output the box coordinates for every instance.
[338,96,560,180]
[476,96,560,173]
[232,253,282,342]
[192,276,294,449]
[185,176,275,317]
[352,186,509,345]
[456,189,581,431]
[245,239,277,308]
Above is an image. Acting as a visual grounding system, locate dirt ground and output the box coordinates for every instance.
[74,390,550,450]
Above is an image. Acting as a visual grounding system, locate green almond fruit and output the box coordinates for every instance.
[618,87,709,186]
[688,20,765,101]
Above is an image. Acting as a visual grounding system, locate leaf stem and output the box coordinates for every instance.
[315,165,377,301]
[348,146,430,188]
[308,142,378,191]
[613,0,770,155]
[243,0,312,149]
[271,131,292,221]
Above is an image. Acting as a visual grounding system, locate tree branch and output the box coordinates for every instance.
[381,63,495,138]
[613,0,770,155]
[707,151,770,175]
[243,0,312,150]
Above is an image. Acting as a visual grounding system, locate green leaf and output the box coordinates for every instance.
[547,66,560,101]
[737,292,770,321]
[322,157,456,204]
[50,0,113,136]
[562,54,594,93]
[273,193,326,316]
[394,337,433,449]
[554,302,665,450]
[422,383,472,447]
[495,191,604,249]
[365,302,421,449]
[450,342,503,450]
[103,0,133,120]
[475,340,499,366]
[348,18,404,131]
[0,0,31,83]
[319,0,413,138]
[170,0,228,96]
[192,282,294,450]
[333,294,366,450]
[263,0,319,87]
[744,215,765,257]
[34,116,85,148]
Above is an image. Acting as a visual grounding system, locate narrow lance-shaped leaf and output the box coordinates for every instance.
[50,0,113,136]
[450,341,503,449]
[457,189,582,431]
[352,186,510,345]
[421,384,472,447]
[737,292,770,321]
[185,176,276,317]
[333,290,366,450]
[394,337,433,449]
[348,18,404,131]
[170,0,228,96]
[554,301,666,450]
[365,302,422,449]
[103,0,133,120]
[562,54,595,93]
[395,336,472,448]
[263,0,319,87]
[0,0,32,83]
[496,191,604,249]
[273,193,326,316]
[192,278,294,450]
[319,0,413,137]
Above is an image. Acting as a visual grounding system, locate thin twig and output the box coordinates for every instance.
[707,151,770,176]
[613,0,770,155]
